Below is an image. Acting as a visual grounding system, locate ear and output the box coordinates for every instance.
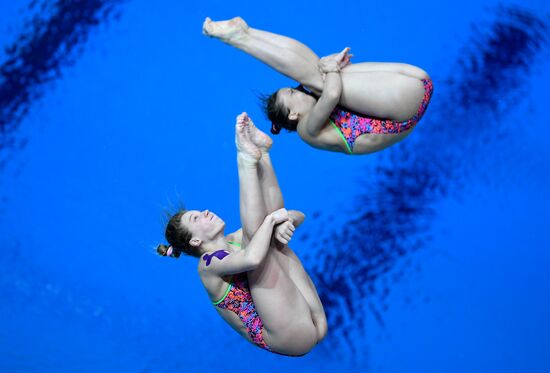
[288,111,299,121]
[189,237,202,247]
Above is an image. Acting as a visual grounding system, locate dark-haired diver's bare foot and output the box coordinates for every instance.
[235,112,261,162]
[202,16,248,42]
[247,117,273,153]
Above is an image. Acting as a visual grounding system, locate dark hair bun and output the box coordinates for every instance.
[156,244,169,256]
[156,244,181,258]
[271,122,281,134]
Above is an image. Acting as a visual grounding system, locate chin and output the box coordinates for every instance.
[306,96,317,106]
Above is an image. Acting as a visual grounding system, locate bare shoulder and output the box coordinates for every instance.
[297,119,347,152]
[198,250,230,274]
[226,230,242,244]
[197,253,211,276]
[297,119,324,145]
[197,254,232,303]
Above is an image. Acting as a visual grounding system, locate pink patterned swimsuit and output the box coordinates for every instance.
[329,78,434,153]
[213,272,271,351]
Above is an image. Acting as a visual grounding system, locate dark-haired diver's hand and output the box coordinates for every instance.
[325,48,353,69]
[339,53,353,69]
[318,47,352,74]
[275,221,296,245]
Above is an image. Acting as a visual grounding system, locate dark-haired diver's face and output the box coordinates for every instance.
[180,210,225,247]
[277,87,317,121]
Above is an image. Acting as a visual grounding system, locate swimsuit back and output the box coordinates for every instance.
[329,78,434,153]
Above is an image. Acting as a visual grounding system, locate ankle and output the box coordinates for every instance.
[225,30,249,46]
[237,152,259,167]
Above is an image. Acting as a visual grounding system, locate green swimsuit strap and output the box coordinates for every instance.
[212,281,233,305]
[330,119,353,154]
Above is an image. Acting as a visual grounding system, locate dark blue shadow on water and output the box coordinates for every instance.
[302,5,549,355]
[0,0,124,168]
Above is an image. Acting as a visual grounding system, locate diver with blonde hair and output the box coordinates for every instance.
[158,113,326,355]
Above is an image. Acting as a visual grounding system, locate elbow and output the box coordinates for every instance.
[323,90,341,102]
[244,252,262,269]
[249,257,262,269]
[319,91,341,110]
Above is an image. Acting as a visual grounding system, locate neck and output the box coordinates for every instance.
[200,235,230,254]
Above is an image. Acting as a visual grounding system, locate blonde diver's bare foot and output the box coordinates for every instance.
[235,112,261,162]
[202,16,249,42]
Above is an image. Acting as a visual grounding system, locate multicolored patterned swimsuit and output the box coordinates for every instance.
[213,272,271,351]
[329,78,434,153]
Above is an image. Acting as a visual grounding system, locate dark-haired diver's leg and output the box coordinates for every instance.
[202,18,426,87]
[204,18,429,120]
[248,121,327,342]
[235,114,317,355]
[343,62,430,79]
[203,17,325,93]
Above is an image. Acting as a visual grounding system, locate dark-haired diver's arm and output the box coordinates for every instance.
[302,71,342,137]
[204,19,326,93]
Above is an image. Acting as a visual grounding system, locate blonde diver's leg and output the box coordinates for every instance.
[235,114,317,355]
[248,120,327,342]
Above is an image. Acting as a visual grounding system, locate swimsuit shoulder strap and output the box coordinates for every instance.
[211,241,243,305]
[212,241,241,305]
[212,280,233,305]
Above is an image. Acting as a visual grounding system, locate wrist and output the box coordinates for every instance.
[321,67,340,74]
[264,214,276,226]
[322,71,340,80]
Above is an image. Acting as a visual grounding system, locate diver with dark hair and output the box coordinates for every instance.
[203,17,433,155]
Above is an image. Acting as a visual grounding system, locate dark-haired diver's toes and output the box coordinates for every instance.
[202,16,248,41]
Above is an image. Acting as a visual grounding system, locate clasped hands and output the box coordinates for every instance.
[318,47,353,74]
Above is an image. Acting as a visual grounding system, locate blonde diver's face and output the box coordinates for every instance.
[277,87,317,120]
[180,210,225,246]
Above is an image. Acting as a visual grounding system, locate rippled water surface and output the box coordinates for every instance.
[1,1,549,372]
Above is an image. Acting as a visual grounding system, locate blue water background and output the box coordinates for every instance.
[1,0,549,372]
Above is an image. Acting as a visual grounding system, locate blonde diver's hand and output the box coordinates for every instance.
[274,220,296,245]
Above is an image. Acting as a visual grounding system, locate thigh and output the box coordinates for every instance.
[247,247,317,354]
[340,71,426,121]
[273,245,325,316]
[343,62,429,79]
